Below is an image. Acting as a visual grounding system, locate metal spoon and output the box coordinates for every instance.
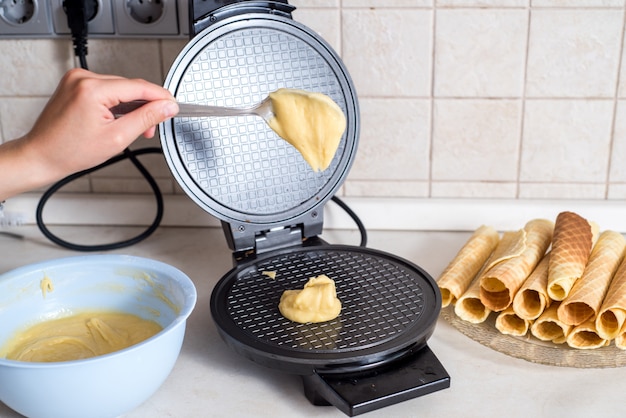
[110,97,274,123]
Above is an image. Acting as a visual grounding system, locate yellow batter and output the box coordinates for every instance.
[262,270,277,280]
[268,88,346,172]
[1,312,162,362]
[279,275,342,323]
[40,276,54,298]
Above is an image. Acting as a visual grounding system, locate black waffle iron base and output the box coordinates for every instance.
[210,239,450,416]
[161,1,449,415]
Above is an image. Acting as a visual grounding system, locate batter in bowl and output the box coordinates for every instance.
[0,311,162,362]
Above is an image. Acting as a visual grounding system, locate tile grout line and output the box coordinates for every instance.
[428,5,437,198]
[515,5,532,199]
[604,5,626,199]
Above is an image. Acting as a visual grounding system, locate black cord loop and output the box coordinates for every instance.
[36,148,164,251]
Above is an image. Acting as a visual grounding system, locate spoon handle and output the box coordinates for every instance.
[177,102,253,117]
[109,100,149,117]
[110,100,254,118]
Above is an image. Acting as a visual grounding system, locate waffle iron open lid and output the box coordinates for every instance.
[160,0,358,253]
[159,1,449,416]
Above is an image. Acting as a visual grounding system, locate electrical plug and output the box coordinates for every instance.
[63,0,98,67]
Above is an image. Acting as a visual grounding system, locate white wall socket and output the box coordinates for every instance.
[0,0,53,35]
[0,0,189,38]
[50,0,114,35]
[114,0,177,35]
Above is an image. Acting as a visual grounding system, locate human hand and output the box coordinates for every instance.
[18,69,178,189]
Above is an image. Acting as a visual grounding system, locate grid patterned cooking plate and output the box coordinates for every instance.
[210,245,441,374]
[159,12,358,245]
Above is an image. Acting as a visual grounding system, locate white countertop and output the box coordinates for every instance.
[0,225,624,418]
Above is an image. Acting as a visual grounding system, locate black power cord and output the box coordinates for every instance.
[36,148,164,251]
[331,195,367,247]
[37,0,367,251]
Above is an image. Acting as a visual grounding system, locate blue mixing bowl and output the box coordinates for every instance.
[0,255,197,418]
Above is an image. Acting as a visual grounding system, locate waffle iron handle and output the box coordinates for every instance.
[301,345,450,416]
[190,1,296,37]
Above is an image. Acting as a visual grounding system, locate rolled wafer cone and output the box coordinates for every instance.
[512,252,550,320]
[558,230,626,326]
[547,212,598,301]
[495,306,531,336]
[480,219,554,312]
[530,303,572,344]
[566,317,610,349]
[453,229,527,318]
[455,275,492,323]
[437,225,499,307]
[596,254,626,340]
[453,240,518,323]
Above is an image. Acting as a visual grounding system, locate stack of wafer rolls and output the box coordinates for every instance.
[437,210,626,350]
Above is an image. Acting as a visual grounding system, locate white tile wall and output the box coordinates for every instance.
[434,9,528,97]
[350,98,431,181]
[520,99,614,183]
[2,0,626,201]
[431,99,522,182]
[525,9,622,98]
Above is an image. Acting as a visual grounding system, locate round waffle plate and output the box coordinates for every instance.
[211,245,441,375]
[159,13,358,229]
[441,306,626,368]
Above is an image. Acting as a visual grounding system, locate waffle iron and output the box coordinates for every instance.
[159,1,450,415]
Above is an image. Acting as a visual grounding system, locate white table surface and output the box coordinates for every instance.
[0,225,624,418]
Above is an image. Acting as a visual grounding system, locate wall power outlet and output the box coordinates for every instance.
[0,0,53,35]
[0,0,190,38]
